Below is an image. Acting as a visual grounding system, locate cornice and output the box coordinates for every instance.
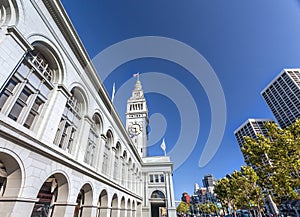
[41,0,143,164]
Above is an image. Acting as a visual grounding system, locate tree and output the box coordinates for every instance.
[233,166,263,217]
[214,177,235,215]
[177,201,190,214]
[242,120,300,204]
[215,166,263,217]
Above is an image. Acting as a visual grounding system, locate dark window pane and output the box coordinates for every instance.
[8,102,23,121]
[32,97,43,112]
[0,91,9,110]
[150,175,154,183]
[24,112,35,129]
[19,88,31,103]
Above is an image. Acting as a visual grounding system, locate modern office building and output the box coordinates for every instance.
[234,118,275,166]
[202,174,216,193]
[0,1,175,217]
[262,69,300,128]
[234,119,274,148]
[234,119,280,215]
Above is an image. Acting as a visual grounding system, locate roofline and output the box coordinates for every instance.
[43,0,143,163]
[234,118,275,134]
[261,68,300,94]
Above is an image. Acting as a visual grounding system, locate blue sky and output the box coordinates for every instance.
[60,0,300,200]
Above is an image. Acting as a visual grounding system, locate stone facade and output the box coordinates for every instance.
[0,0,175,217]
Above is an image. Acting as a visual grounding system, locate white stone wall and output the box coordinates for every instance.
[0,0,143,216]
[0,1,176,217]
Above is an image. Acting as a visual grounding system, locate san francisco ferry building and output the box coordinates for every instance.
[0,0,176,216]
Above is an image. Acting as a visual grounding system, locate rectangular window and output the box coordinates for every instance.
[8,101,23,121]
[24,111,35,129]
[160,174,165,182]
[150,174,154,183]
[0,78,17,110]
[155,174,159,183]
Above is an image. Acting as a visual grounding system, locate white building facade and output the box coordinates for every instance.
[262,69,300,129]
[0,0,175,217]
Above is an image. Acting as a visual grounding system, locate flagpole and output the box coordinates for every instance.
[161,138,167,156]
[111,82,115,103]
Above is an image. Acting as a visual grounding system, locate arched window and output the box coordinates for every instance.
[151,190,165,199]
[127,158,132,189]
[102,130,113,175]
[0,50,55,129]
[121,151,127,186]
[113,142,121,181]
[84,114,102,166]
[54,88,83,153]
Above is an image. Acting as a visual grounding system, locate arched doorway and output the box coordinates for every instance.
[150,190,166,217]
[0,152,22,215]
[74,183,93,217]
[120,197,126,217]
[132,200,136,217]
[110,194,118,217]
[31,173,68,217]
[97,189,108,217]
[0,152,22,197]
[127,199,131,217]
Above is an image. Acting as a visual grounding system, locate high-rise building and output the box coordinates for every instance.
[234,118,274,165]
[234,119,280,215]
[194,183,200,194]
[234,119,274,148]
[262,69,300,128]
[202,174,216,191]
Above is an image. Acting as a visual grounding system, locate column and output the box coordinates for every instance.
[111,206,120,217]
[96,135,106,174]
[0,197,37,217]
[50,202,77,217]
[97,206,110,217]
[166,172,176,217]
[38,85,69,143]
[80,205,98,217]
[76,116,93,162]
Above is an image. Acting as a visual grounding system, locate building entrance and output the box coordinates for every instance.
[150,190,167,217]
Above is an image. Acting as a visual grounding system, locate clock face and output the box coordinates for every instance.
[128,121,143,136]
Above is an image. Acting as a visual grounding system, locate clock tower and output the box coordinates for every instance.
[126,76,149,158]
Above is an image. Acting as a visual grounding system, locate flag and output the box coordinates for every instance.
[111,82,115,103]
[133,72,139,77]
[160,138,166,156]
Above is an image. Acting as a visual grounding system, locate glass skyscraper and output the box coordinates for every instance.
[262,69,300,128]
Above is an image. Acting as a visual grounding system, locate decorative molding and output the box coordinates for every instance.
[57,84,71,98]
[101,133,107,141]
[83,115,93,125]
[6,25,34,51]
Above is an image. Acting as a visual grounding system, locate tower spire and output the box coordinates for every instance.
[126,75,149,158]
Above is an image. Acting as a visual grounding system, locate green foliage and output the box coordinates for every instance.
[215,166,263,215]
[242,120,300,204]
[197,202,218,214]
[176,201,190,214]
